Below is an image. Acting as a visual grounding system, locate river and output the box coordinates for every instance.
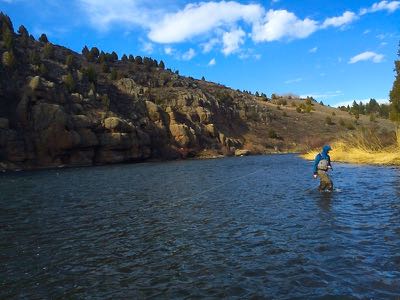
[1,154,400,298]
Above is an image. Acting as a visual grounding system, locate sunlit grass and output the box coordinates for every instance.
[301,128,400,165]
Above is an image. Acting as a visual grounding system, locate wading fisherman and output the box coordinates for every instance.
[313,145,333,192]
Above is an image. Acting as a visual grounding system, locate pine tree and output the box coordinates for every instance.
[18,25,28,37]
[389,41,400,123]
[90,47,100,61]
[39,33,49,43]
[39,63,48,76]
[121,54,128,62]
[29,51,41,65]
[135,56,143,64]
[64,73,75,92]
[3,28,14,50]
[110,68,118,80]
[18,25,29,45]
[43,43,54,59]
[111,51,118,62]
[66,54,74,69]
[0,13,14,36]
[85,66,97,84]
[82,46,90,57]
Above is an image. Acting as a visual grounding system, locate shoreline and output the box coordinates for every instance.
[0,150,301,173]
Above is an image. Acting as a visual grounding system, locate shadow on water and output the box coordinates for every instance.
[316,191,334,211]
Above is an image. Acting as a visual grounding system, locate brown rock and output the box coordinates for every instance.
[99,132,133,149]
[235,149,251,156]
[71,115,92,128]
[169,123,195,148]
[77,129,98,147]
[103,117,134,133]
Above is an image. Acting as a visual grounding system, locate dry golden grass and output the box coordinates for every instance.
[301,128,400,165]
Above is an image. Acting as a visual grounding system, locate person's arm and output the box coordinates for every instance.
[327,154,333,170]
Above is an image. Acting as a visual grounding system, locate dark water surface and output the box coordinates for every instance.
[1,155,400,299]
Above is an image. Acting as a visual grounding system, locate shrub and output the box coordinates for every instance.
[296,106,302,113]
[66,54,75,69]
[110,68,118,80]
[101,94,110,111]
[43,43,54,59]
[268,129,279,139]
[339,118,345,127]
[39,63,47,76]
[369,114,376,122]
[29,51,41,65]
[64,73,75,92]
[332,111,336,116]
[346,122,355,130]
[325,116,334,125]
[84,66,97,83]
[2,51,15,68]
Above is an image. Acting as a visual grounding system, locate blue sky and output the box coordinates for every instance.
[1,0,400,106]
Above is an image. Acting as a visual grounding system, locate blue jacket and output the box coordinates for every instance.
[313,145,332,174]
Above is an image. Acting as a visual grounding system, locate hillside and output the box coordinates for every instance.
[0,13,396,171]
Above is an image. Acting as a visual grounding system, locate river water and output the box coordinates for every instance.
[1,155,400,299]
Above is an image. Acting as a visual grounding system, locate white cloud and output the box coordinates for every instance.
[360,1,400,15]
[349,51,384,64]
[321,11,358,28]
[222,28,246,55]
[148,1,263,43]
[201,38,219,53]
[309,47,318,53]
[285,78,303,84]
[182,48,196,60]
[78,0,153,31]
[208,58,216,66]
[252,9,318,42]
[141,40,154,53]
[363,29,371,34]
[164,46,174,55]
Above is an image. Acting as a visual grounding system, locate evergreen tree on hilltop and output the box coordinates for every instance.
[82,46,90,57]
[389,41,400,123]
[18,25,29,45]
[0,13,14,36]
[39,33,49,43]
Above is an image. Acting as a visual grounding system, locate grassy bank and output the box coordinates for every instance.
[301,128,400,165]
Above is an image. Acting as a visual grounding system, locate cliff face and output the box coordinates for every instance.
[0,17,277,170]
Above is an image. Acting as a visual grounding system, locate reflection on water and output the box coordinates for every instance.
[1,155,400,298]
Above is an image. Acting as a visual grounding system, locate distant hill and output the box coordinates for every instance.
[0,13,396,170]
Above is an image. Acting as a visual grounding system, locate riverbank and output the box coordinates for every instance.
[301,128,400,166]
